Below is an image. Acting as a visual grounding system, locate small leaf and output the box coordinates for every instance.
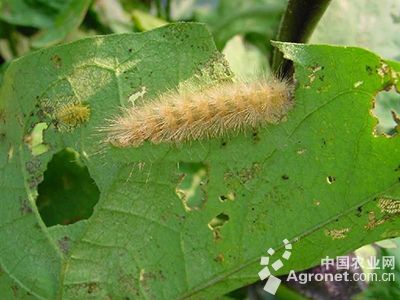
[132,9,168,31]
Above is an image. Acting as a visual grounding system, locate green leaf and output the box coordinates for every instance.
[310,0,400,61]
[0,0,67,28]
[196,0,287,50]
[131,9,168,32]
[31,0,92,48]
[222,35,270,79]
[48,221,88,257]
[1,23,400,299]
[0,28,31,61]
[0,0,92,48]
[90,0,133,34]
[354,239,400,299]
[310,0,400,156]
[0,269,37,300]
[0,221,86,299]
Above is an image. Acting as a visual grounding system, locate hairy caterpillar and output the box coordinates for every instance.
[54,102,90,130]
[105,79,293,147]
[56,102,90,126]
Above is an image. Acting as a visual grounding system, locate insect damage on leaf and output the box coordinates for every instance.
[378,198,400,214]
[325,228,350,240]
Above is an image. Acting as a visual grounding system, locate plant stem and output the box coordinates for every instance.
[155,0,163,18]
[165,0,171,21]
[271,0,332,77]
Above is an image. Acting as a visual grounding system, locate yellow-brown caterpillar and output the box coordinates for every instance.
[54,102,90,129]
[105,79,293,147]
[55,103,90,126]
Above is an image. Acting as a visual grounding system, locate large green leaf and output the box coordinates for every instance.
[1,23,400,299]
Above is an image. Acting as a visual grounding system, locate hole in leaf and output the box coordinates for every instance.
[24,122,49,156]
[326,176,336,184]
[176,162,208,211]
[36,148,100,226]
[219,192,235,202]
[208,213,230,240]
[372,88,400,137]
[208,213,230,229]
